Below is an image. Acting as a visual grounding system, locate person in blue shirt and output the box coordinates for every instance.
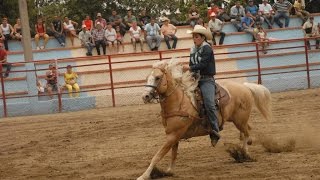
[240,11,255,34]
[246,0,264,24]
[246,0,259,16]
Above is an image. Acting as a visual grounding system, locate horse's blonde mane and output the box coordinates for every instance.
[153,59,199,105]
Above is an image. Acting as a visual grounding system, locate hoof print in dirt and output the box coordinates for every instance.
[150,167,173,179]
[225,144,256,163]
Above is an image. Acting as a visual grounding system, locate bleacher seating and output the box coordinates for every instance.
[1,13,320,116]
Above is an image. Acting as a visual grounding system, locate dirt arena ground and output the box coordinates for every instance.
[1,88,320,180]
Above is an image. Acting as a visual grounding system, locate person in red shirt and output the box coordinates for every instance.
[34,18,49,50]
[0,43,11,78]
[82,15,93,32]
[207,3,220,19]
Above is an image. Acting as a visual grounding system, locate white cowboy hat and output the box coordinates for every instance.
[187,25,212,40]
[82,24,87,28]
[161,17,170,22]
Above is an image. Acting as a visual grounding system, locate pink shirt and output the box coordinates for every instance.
[161,24,176,36]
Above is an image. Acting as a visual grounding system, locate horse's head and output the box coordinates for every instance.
[142,67,169,103]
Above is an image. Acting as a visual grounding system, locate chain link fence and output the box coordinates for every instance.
[1,37,320,117]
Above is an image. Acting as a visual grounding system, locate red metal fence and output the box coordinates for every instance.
[0,37,319,117]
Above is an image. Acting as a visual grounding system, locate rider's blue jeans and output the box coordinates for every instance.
[199,77,219,133]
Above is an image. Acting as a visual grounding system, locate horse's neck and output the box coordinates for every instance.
[160,73,192,113]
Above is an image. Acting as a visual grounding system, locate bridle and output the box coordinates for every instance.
[144,67,179,102]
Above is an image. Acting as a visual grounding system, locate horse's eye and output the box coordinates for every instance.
[155,77,160,81]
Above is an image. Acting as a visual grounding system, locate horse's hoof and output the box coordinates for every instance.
[247,138,253,145]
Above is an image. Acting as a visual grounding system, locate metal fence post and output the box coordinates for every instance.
[159,51,163,61]
[255,43,262,84]
[55,59,62,112]
[0,64,7,117]
[108,55,115,107]
[304,38,311,89]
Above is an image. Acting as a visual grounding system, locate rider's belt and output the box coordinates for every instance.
[200,75,214,79]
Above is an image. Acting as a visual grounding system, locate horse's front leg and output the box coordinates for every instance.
[137,134,179,180]
[166,142,179,173]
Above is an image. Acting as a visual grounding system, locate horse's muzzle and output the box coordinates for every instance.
[142,92,152,104]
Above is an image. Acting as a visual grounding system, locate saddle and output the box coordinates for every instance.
[194,82,231,124]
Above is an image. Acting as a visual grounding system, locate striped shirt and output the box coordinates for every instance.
[273,1,292,12]
[92,29,105,41]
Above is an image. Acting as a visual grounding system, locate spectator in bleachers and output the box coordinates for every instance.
[105,23,117,53]
[208,3,220,19]
[51,16,65,47]
[138,9,151,29]
[161,17,178,50]
[95,13,107,29]
[129,21,144,52]
[82,15,93,32]
[294,0,310,25]
[0,43,11,78]
[144,17,161,51]
[209,3,230,22]
[303,16,317,49]
[34,18,49,50]
[240,12,255,34]
[92,22,106,55]
[246,0,259,18]
[63,17,78,46]
[79,25,94,56]
[109,10,122,27]
[124,8,137,30]
[256,26,270,54]
[208,12,225,45]
[259,0,274,29]
[188,4,200,27]
[13,18,22,41]
[36,80,45,94]
[0,17,14,51]
[230,1,246,32]
[45,64,58,99]
[317,23,320,49]
[197,18,206,27]
[64,65,80,98]
[116,26,125,53]
[273,0,292,28]
[110,11,127,37]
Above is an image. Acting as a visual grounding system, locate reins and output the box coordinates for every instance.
[145,67,203,121]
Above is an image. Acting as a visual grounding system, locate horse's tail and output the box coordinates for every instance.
[243,82,272,121]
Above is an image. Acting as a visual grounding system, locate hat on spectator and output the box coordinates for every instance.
[248,0,253,2]
[82,24,87,28]
[161,17,170,22]
[66,65,72,69]
[210,12,216,17]
[210,3,215,6]
[309,16,314,19]
[187,25,212,40]
[96,22,101,26]
[97,13,102,17]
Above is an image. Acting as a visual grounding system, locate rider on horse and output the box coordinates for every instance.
[183,25,220,147]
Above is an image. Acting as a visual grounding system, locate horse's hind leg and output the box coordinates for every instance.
[167,142,179,173]
[233,119,251,154]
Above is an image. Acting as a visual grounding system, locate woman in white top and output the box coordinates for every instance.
[0,17,14,50]
[129,21,143,52]
[105,23,117,53]
[63,17,78,46]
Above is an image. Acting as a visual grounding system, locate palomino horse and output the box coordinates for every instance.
[139,60,272,180]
